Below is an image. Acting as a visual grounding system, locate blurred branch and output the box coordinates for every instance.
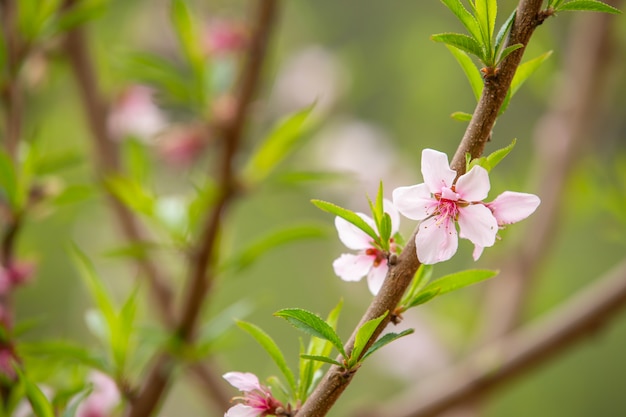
[482,0,622,340]
[125,2,278,417]
[296,1,546,416]
[0,0,22,158]
[359,259,626,417]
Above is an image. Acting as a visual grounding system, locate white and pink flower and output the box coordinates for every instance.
[223,372,283,417]
[393,149,540,265]
[332,200,400,295]
[75,371,121,417]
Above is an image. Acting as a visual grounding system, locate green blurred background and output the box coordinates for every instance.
[11,0,626,416]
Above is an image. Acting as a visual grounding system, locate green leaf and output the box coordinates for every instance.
[244,106,314,183]
[16,368,55,417]
[34,151,83,176]
[61,386,94,417]
[237,321,297,393]
[474,0,498,60]
[300,354,342,367]
[556,0,621,13]
[494,10,516,58]
[419,269,499,298]
[274,308,346,358]
[55,0,106,32]
[122,139,152,186]
[18,341,109,372]
[431,33,485,61]
[451,111,474,122]
[221,224,328,272]
[445,45,483,101]
[439,0,482,41]
[104,175,155,217]
[0,150,18,209]
[311,199,379,244]
[405,289,441,308]
[170,0,205,75]
[485,138,516,171]
[348,312,388,368]
[379,213,392,250]
[497,43,524,65]
[510,51,553,98]
[401,264,434,308]
[361,329,415,361]
[52,185,96,206]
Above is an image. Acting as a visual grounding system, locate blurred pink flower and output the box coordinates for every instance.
[157,126,208,167]
[393,149,539,264]
[223,372,283,417]
[205,21,248,56]
[75,371,120,417]
[332,199,400,295]
[108,85,166,142]
[0,260,35,295]
[0,346,17,381]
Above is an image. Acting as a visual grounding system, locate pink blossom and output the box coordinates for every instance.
[205,21,248,56]
[108,85,166,142]
[332,200,400,295]
[393,149,539,264]
[75,371,120,417]
[0,260,35,296]
[223,372,283,417]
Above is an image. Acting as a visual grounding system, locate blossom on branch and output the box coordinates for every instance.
[223,372,284,417]
[393,149,540,264]
[332,200,400,295]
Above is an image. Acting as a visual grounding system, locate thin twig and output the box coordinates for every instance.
[125,2,278,416]
[296,1,545,415]
[0,0,22,158]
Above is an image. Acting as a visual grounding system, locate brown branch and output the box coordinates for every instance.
[0,0,22,158]
[358,259,626,417]
[296,1,545,415]
[125,2,278,416]
[481,0,621,340]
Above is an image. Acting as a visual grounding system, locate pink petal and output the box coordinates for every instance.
[487,191,541,225]
[335,216,373,250]
[366,261,388,295]
[421,149,456,194]
[472,244,485,261]
[415,216,459,264]
[457,204,498,247]
[382,199,400,235]
[225,404,261,417]
[223,372,261,393]
[392,184,437,221]
[455,165,490,202]
[332,253,372,282]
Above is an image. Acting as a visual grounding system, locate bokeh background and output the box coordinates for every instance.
[11,0,626,416]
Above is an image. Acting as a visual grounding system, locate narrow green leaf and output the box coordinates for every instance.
[419,269,499,297]
[311,199,379,244]
[237,321,297,393]
[474,0,497,58]
[222,225,328,272]
[497,43,524,65]
[300,355,342,367]
[61,386,94,417]
[494,10,516,57]
[349,312,388,367]
[440,0,483,41]
[432,33,485,61]
[379,213,392,250]
[18,341,109,372]
[274,308,346,358]
[405,289,441,308]
[557,0,621,13]
[170,0,205,73]
[510,51,553,97]
[122,139,152,186]
[361,329,415,361]
[16,368,55,417]
[451,111,474,122]
[244,106,313,183]
[485,138,516,171]
[0,150,18,209]
[104,175,155,217]
[445,45,483,101]
[401,264,434,308]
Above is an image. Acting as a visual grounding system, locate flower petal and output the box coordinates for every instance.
[335,216,374,250]
[392,184,436,221]
[455,165,490,201]
[415,216,458,264]
[225,404,261,417]
[382,199,400,235]
[457,204,498,247]
[487,191,541,225]
[472,244,484,261]
[223,372,261,393]
[366,261,388,295]
[421,149,456,193]
[332,253,372,282]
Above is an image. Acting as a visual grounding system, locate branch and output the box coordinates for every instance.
[361,259,626,417]
[125,2,278,416]
[0,0,22,158]
[296,1,545,415]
